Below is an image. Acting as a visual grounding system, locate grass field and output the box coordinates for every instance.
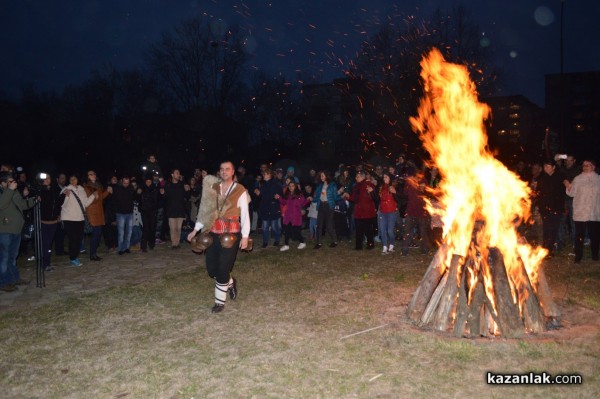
[1,241,599,399]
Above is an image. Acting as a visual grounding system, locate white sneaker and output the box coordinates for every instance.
[280,245,290,251]
[298,243,306,249]
[388,244,394,252]
[382,246,388,255]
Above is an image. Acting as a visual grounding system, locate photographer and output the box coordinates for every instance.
[0,171,36,292]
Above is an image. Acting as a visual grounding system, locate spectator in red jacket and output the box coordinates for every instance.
[344,170,377,250]
[378,173,400,255]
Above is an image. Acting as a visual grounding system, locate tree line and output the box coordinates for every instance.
[0,6,500,177]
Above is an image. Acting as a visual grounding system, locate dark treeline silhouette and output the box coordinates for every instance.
[1,7,509,178]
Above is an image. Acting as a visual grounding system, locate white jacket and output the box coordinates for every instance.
[61,184,94,222]
[567,172,600,222]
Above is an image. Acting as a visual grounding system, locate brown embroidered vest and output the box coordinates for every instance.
[212,182,246,220]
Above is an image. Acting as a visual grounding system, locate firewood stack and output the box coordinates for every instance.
[407,244,560,338]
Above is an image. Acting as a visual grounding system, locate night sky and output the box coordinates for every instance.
[1,0,599,107]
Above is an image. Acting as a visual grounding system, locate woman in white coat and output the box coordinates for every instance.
[61,174,96,266]
[565,159,600,263]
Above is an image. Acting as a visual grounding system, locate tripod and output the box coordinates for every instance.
[32,200,45,288]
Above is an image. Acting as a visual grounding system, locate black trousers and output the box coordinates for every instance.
[103,223,117,249]
[541,212,561,253]
[63,220,84,261]
[283,223,304,245]
[53,221,66,255]
[354,217,375,249]
[316,202,337,244]
[574,221,600,262]
[205,232,241,284]
[41,223,58,268]
[141,210,157,250]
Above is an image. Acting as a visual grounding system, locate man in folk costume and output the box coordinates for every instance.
[188,161,250,313]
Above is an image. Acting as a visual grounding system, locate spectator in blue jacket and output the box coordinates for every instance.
[312,170,341,249]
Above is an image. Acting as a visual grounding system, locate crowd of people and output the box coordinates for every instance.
[1,151,599,297]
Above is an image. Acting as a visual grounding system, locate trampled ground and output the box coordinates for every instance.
[1,240,598,398]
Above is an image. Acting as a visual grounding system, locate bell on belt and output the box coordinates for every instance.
[191,231,213,253]
[219,232,238,248]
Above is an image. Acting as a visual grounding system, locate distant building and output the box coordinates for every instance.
[545,70,600,160]
[482,95,547,163]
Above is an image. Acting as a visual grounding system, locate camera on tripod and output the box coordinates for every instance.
[26,172,50,198]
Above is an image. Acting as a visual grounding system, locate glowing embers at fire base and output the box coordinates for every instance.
[406,49,558,338]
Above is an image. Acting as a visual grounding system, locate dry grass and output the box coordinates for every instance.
[1,241,599,399]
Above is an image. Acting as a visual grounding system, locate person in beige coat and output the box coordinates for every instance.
[565,159,600,263]
[61,174,96,267]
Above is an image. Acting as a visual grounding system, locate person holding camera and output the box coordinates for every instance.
[0,171,36,291]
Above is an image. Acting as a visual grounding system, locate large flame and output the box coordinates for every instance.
[409,49,547,315]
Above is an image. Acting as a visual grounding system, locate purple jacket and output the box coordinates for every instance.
[279,194,310,226]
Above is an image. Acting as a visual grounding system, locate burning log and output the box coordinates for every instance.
[487,248,522,338]
[420,271,447,326]
[466,278,486,337]
[407,245,448,321]
[431,254,463,331]
[452,260,469,337]
[534,266,560,319]
[516,261,546,333]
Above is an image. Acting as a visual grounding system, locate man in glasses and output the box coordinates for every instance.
[0,172,36,292]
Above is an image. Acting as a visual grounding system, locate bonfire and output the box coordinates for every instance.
[406,49,559,338]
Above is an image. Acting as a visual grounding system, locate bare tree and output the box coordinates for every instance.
[146,16,249,113]
[244,71,302,146]
[347,5,501,161]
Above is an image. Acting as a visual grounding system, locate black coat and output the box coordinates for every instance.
[138,184,159,212]
[537,171,565,215]
[164,180,189,218]
[39,184,63,221]
[111,184,135,214]
[257,179,283,221]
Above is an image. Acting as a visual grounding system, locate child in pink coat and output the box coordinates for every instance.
[276,181,311,251]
